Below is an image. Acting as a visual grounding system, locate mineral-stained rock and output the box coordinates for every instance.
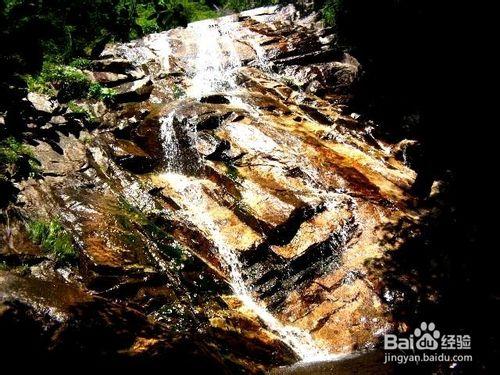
[392,139,420,166]
[280,54,360,94]
[109,137,155,173]
[91,71,129,85]
[10,130,296,371]
[91,58,136,72]
[0,210,42,260]
[10,3,427,370]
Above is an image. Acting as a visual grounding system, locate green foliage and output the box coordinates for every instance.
[116,198,189,265]
[67,101,88,115]
[2,0,141,64]
[223,0,278,12]
[67,101,99,123]
[172,84,185,99]
[225,163,240,181]
[80,134,95,145]
[24,75,57,96]
[320,0,337,26]
[88,83,117,101]
[0,137,34,165]
[135,3,161,35]
[69,57,92,70]
[25,63,91,100]
[152,0,217,29]
[26,63,114,102]
[0,137,40,180]
[281,75,301,91]
[2,0,284,82]
[313,0,346,27]
[27,219,77,262]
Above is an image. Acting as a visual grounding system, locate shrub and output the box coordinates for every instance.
[67,101,99,124]
[223,0,279,12]
[150,0,222,29]
[88,83,117,101]
[135,3,161,35]
[27,219,77,262]
[67,101,89,115]
[281,76,301,91]
[26,63,115,102]
[25,63,91,101]
[172,84,185,99]
[0,137,41,180]
[116,198,188,265]
[69,57,92,70]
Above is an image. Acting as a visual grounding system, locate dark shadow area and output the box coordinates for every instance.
[312,1,492,372]
[365,181,494,373]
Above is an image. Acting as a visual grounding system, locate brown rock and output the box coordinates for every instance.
[0,270,228,371]
[92,71,129,85]
[114,77,153,102]
[109,138,155,173]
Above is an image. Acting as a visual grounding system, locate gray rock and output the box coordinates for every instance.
[49,115,67,125]
[27,92,57,114]
[91,58,135,72]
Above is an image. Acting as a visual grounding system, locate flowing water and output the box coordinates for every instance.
[145,33,172,72]
[160,112,181,173]
[159,15,341,362]
[188,17,241,99]
[159,172,337,362]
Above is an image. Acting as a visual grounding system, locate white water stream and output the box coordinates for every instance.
[187,17,242,100]
[159,173,337,362]
[158,13,340,362]
[160,112,181,173]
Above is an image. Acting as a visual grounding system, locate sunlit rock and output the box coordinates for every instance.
[10,3,426,369]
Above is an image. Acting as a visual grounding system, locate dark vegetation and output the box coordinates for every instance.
[1,0,280,76]
[27,219,77,262]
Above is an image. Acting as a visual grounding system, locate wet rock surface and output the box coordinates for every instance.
[0,270,235,371]
[1,4,425,371]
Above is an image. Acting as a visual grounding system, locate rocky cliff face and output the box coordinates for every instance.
[1,5,422,372]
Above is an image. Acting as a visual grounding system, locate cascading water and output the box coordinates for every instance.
[247,35,273,73]
[159,173,338,362]
[187,17,241,100]
[155,13,342,362]
[144,32,171,72]
[160,112,202,175]
[160,112,181,173]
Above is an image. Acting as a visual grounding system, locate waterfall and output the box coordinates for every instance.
[160,112,181,173]
[157,11,342,362]
[160,112,203,175]
[145,32,171,72]
[248,36,273,73]
[159,173,338,362]
[187,18,242,99]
